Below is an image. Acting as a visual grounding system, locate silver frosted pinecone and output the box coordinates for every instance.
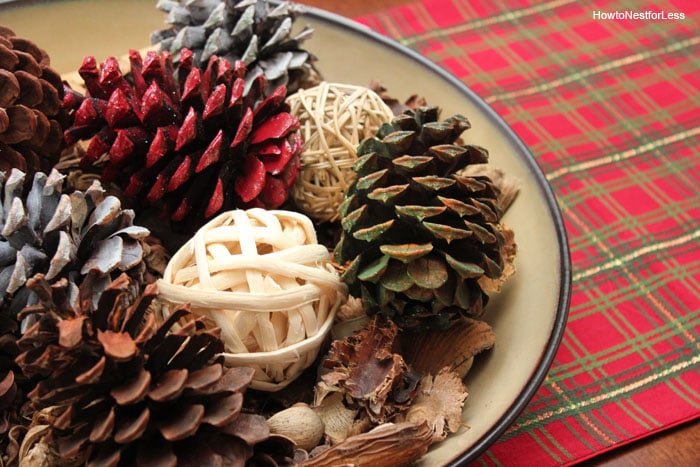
[151,0,319,94]
[0,168,151,330]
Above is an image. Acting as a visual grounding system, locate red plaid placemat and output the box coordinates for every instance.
[357,0,700,465]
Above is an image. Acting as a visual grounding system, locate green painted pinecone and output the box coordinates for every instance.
[334,107,513,331]
[152,0,318,94]
[16,275,293,466]
[0,168,150,332]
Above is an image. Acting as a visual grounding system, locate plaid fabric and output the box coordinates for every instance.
[357,0,700,465]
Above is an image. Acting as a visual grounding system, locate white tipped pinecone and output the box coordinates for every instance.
[0,168,151,326]
[151,0,319,93]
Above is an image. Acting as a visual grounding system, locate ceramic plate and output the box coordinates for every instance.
[2,1,571,464]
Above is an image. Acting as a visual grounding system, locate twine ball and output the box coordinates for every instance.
[287,82,394,222]
[157,208,348,391]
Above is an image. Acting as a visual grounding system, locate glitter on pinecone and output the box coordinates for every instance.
[63,49,302,231]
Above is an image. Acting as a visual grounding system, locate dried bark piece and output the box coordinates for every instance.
[400,317,496,378]
[404,368,469,443]
[316,316,420,424]
[301,421,432,467]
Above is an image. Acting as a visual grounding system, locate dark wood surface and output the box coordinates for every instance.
[295,0,700,465]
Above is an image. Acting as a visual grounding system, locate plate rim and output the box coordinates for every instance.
[300,5,572,464]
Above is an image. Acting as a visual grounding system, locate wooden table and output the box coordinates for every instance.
[296,1,700,465]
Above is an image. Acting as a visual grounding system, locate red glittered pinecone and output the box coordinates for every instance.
[63,48,302,229]
[16,273,293,466]
[0,26,67,179]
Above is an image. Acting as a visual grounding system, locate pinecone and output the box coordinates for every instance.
[368,80,427,116]
[334,107,515,331]
[63,49,302,229]
[151,0,319,94]
[1,333,22,466]
[0,26,66,179]
[0,168,150,335]
[16,274,293,466]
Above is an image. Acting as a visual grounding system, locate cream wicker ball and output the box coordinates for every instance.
[287,82,394,222]
[157,208,348,392]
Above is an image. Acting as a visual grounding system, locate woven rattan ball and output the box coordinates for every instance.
[157,208,348,391]
[287,82,394,222]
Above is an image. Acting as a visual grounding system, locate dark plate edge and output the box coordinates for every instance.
[298,5,572,465]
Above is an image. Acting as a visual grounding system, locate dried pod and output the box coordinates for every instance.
[301,421,432,467]
[404,368,469,443]
[313,392,358,444]
[400,317,496,379]
[19,424,81,467]
[368,80,427,115]
[1,338,23,464]
[267,403,324,451]
[460,164,521,215]
[315,316,420,425]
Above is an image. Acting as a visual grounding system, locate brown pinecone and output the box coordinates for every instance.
[368,80,427,116]
[0,167,154,466]
[0,26,66,179]
[1,333,23,467]
[16,274,293,466]
[63,48,302,230]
